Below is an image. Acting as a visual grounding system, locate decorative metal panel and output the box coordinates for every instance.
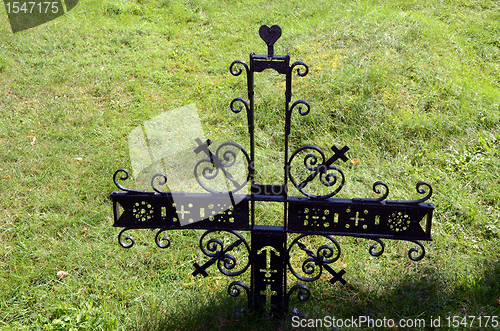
[287,200,432,240]
[112,192,249,230]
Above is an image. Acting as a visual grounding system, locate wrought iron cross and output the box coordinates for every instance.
[110,25,434,316]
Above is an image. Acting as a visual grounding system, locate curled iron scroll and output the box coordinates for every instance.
[371,181,389,201]
[228,281,249,298]
[290,100,310,116]
[113,168,169,194]
[286,284,311,303]
[288,234,341,282]
[155,229,171,249]
[151,173,169,194]
[368,238,385,257]
[118,228,135,248]
[407,240,425,261]
[391,182,433,204]
[230,60,250,77]
[290,61,309,77]
[353,181,389,202]
[230,97,250,114]
[288,145,345,198]
[194,141,251,194]
[199,230,250,277]
[113,169,150,193]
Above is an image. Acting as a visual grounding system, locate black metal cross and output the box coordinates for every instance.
[192,260,210,277]
[194,138,217,167]
[324,145,350,167]
[298,144,350,190]
[194,137,212,156]
[192,239,244,277]
[326,266,347,285]
[111,24,434,318]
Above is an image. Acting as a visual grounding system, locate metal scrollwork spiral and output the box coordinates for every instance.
[368,238,385,257]
[151,173,169,194]
[288,145,345,198]
[413,181,433,203]
[288,234,341,282]
[228,281,249,298]
[290,100,310,116]
[354,181,389,202]
[371,181,389,201]
[230,97,250,114]
[407,240,425,261]
[287,284,311,303]
[230,60,249,76]
[199,230,250,276]
[114,169,170,194]
[391,181,433,204]
[118,228,135,248]
[155,229,171,249]
[290,61,309,77]
[194,141,251,194]
[113,169,150,193]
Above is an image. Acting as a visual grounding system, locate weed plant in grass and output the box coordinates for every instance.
[0,0,499,330]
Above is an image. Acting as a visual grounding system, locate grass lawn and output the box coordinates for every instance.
[1,0,499,330]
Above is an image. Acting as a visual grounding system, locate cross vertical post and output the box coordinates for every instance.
[251,226,286,316]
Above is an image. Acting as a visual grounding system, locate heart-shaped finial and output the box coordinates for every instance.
[259,25,282,46]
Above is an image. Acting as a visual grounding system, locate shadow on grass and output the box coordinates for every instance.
[319,261,500,329]
[138,290,289,331]
[139,261,500,331]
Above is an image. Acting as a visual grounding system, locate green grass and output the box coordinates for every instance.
[1,0,499,329]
